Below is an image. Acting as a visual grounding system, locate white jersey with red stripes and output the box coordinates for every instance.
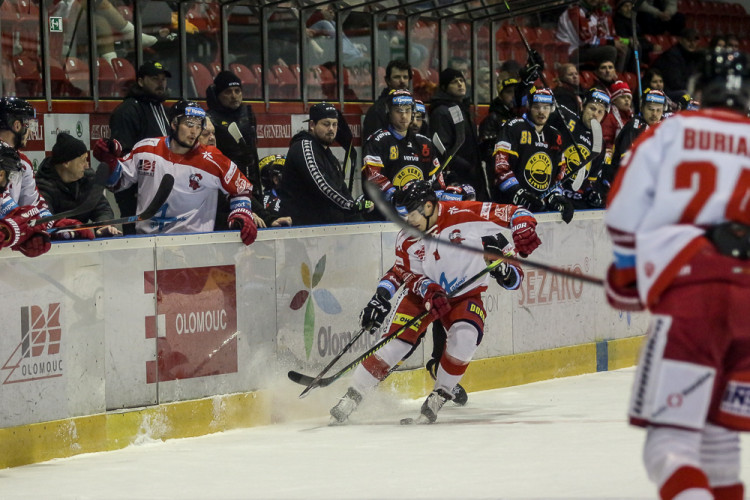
[0,143,50,219]
[115,136,253,234]
[401,200,521,298]
[606,108,750,306]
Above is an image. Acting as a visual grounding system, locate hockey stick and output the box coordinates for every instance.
[286,258,505,392]
[49,174,175,232]
[429,105,466,180]
[29,162,110,227]
[364,181,604,286]
[545,118,604,196]
[290,326,372,399]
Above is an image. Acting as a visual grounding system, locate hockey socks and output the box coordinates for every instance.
[659,466,711,500]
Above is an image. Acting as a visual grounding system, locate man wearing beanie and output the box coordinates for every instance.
[206,70,261,229]
[429,67,487,200]
[35,133,120,238]
[110,60,172,234]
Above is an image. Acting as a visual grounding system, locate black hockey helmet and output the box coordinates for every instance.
[168,99,206,128]
[393,180,437,216]
[0,97,35,131]
[583,87,611,112]
[259,154,285,190]
[689,48,750,113]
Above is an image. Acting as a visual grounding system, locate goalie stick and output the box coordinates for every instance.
[29,162,110,227]
[49,174,175,233]
[545,118,604,196]
[287,258,505,394]
[363,181,604,286]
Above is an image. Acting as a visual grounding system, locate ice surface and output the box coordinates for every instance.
[3,368,748,499]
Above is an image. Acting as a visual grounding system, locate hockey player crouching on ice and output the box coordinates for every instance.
[329,180,541,424]
[93,100,258,244]
[493,88,575,224]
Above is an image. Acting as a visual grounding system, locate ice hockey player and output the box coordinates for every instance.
[492,88,573,223]
[330,180,540,424]
[605,49,750,500]
[93,100,258,244]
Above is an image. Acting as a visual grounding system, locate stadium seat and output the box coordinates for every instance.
[96,57,117,97]
[64,57,89,96]
[579,70,595,90]
[270,64,298,99]
[229,63,260,98]
[117,5,132,22]
[111,57,136,95]
[12,55,41,96]
[188,61,213,98]
[621,72,639,94]
[209,62,222,78]
[48,57,69,96]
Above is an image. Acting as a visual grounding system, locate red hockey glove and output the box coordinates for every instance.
[511,212,541,257]
[51,219,95,241]
[605,264,645,311]
[423,282,451,320]
[0,205,48,250]
[16,232,51,258]
[228,208,258,246]
[93,138,122,172]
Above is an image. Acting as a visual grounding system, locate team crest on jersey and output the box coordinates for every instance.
[202,151,213,161]
[189,173,203,190]
[138,159,156,176]
[449,229,465,244]
[414,246,426,260]
[524,152,553,190]
[393,165,424,187]
[234,177,250,194]
[564,144,592,180]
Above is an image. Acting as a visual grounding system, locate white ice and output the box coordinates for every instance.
[3,368,749,499]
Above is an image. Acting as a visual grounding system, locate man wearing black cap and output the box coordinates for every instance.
[36,133,120,238]
[429,68,487,200]
[279,102,372,226]
[109,60,172,234]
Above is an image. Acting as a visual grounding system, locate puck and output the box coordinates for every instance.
[400,417,414,425]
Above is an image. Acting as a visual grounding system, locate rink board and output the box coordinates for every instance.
[0,211,648,468]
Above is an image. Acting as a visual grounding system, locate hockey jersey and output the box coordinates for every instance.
[0,144,51,219]
[113,136,253,234]
[606,108,750,306]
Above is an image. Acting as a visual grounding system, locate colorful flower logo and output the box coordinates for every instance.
[289,255,341,358]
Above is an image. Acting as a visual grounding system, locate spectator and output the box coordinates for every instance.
[35,133,121,238]
[613,0,655,74]
[556,0,629,72]
[601,80,633,150]
[636,0,686,36]
[479,77,522,181]
[725,33,741,51]
[109,60,172,235]
[305,3,367,67]
[492,88,572,222]
[363,59,412,140]
[497,59,522,82]
[449,57,473,97]
[590,58,619,96]
[94,101,258,245]
[651,28,703,99]
[476,67,492,103]
[641,67,678,112]
[279,102,372,226]
[554,63,585,113]
[430,68,488,200]
[206,71,262,228]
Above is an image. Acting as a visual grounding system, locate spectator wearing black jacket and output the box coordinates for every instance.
[109,61,171,234]
[362,59,412,140]
[279,103,372,226]
[430,68,488,200]
[651,28,703,99]
[35,133,121,238]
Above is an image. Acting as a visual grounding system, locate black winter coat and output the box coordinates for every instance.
[35,158,114,224]
[109,86,170,154]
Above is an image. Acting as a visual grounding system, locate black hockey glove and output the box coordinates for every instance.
[510,186,545,212]
[520,60,542,86]
[490,262,524,290]
[545,192,575,224]
[360,287,392,331]
[527,49,545,72]
[584,179,610,209]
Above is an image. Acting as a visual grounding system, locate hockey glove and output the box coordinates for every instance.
[527,49,545,72]
[353,194,374,213]
[544,192,575,224]
[520,62,542,86]
[490,262,524,290]
[510,186,545,212]
[0,205,49,250]
[511,210,541,257]
[16,232,51,258]
[360,287,392,331]
[605,264,644,311]
[227,208,258,246]
[51,218,95,241]
[93,138,122,172]
[423,282,451,320]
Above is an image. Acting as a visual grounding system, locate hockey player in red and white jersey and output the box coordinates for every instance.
[330,180,540,424]
[93,100,257,244]
[605,49,750,500]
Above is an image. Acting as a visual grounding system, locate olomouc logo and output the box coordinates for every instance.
[2,303,63,384]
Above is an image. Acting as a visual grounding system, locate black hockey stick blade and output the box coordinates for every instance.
[51,174,175,232]
[29,162,110,227]
[429,106,466,180]
[287,258,506,393]
[364,181,603,286]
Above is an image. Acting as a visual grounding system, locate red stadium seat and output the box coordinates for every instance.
[12,55,41,96]
[620,72,639,94]
[96,58,117,97]
[209,62,222,77]
[111,57,136,96]
[64,57,89,96]
[579,70,595,90]
[188,61,213,98]
[270,64,298,99]
[229,63,260,98]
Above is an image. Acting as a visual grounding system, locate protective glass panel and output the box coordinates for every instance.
[3,0,43,97]
[266,7,300,101]
[141,0,179,99]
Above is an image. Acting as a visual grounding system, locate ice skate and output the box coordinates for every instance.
[416,388,452,424]
[452,383,468,406]
[329,387,363,424]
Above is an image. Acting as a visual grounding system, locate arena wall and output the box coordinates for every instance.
[0,212,648,468]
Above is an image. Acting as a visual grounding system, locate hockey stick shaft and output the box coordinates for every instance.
[286,259,504,391]
[430,108,466,181]
[544,119,604,196]
[50,174,175,232]
[364,181,604,286]
[29,162,110,227]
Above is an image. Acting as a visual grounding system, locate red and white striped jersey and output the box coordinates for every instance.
[399,200,521,297]
[606,108,750,305]
[0,143,50,219]
[116,136,253,234]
